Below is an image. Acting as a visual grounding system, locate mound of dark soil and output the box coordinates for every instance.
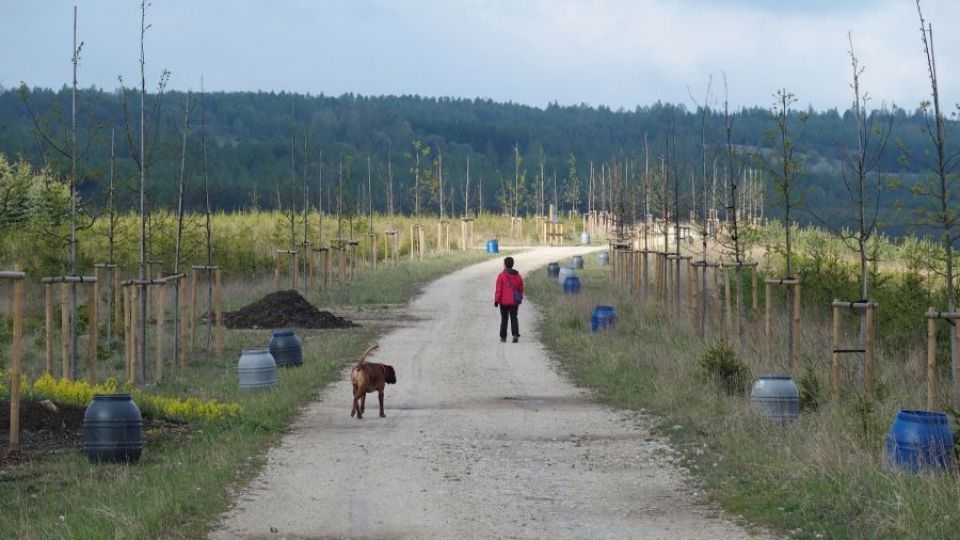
[223,289,356,329]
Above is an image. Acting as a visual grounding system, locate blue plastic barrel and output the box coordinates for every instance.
[563,275,581,294]
[486,239,499,253]
[590,305,617,332]
[886,410,954,472]
[546,262,560,277]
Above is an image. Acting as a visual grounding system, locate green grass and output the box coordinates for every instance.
[1,250,486,539]
[531,256,960,539]
[314,250,491,306]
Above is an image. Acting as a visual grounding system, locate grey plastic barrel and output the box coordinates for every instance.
[238,348,278,390]
[750,374,799,424]
[597,251,610,266]
[83,394,144,463]
[269,330,303,367]
[571,255,584,269]
[580,231,591,245]
[557,266,576,285]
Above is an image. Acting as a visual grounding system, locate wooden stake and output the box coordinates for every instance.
[156,282,165,383]
[189,270,198,350]
[792,282,802,374]
[214,268,223,356]
[113,268,122,336]
[274,252,281,290]
[88,281,99,385]
[124,284,132,383]
[8,269,25,453]
[723,266,732,335]
[928,308,938,411]
[864,301,875,398]
[131,284,139,385]
[832,302,841,399]
[752,269,759,337]
[292,252,299,290]
[764,282,772,361]
[61,283,70,380]
[45,284,54,375]
[179,278,188,369]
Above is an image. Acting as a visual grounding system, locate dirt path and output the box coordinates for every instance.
[212,248,767,539]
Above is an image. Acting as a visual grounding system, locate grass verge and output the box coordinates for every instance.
[1,251,486,539]
[531,254,960,540]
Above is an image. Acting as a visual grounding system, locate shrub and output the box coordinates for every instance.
[28,374,241,423]
[798,365,824,412]
[698,342,749,396]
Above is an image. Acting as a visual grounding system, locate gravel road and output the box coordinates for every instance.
[211,247,767,539]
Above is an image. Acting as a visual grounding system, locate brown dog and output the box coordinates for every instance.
[350,344,396,419]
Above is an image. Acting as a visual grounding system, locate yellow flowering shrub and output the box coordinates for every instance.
[0,369,29,399]
[31,373,119,407]
[27,374,241,423]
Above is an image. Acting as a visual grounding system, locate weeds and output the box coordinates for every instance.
[699,340,750,396]
[798,365,824,412]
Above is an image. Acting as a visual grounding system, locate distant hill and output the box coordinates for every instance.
[0,86,951,236]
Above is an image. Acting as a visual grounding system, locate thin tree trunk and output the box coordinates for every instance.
[138,1,148,384]
[70,5,79,380]
[173,91,191,364]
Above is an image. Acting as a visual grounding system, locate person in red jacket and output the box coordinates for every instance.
[494,256,524,343]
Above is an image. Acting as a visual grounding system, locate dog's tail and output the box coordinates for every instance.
[356,344,379,366]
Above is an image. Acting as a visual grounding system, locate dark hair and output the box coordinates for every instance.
[504,256,514,269]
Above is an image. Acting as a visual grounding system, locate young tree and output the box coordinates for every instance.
[689,77,714,338]
[563,153,581,214]
[913,1,960,405]
[172,91,191,360]
[18,6,101,378]
[758,88,808,368]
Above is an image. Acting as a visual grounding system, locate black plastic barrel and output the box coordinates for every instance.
[590,305,617,332]
[546,262,560,277]
[83,394,144,464]
[269,330,303,367]
[886,409,954,472]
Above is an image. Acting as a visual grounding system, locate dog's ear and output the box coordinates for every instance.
[384,365,397,384]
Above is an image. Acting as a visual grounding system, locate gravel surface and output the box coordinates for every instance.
[211,247,770,539]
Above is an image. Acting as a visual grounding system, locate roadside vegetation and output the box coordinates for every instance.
[531,234,960,539]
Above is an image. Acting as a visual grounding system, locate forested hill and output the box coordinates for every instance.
[0,86,950,232]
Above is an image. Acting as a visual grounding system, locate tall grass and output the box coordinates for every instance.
[532,254,960,539]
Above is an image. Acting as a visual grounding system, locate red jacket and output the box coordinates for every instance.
[495,269,524,306]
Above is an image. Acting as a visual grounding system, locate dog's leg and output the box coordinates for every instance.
[378,389,385,417]
[350,384,357,417]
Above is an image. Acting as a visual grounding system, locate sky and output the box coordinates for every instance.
[1,0,958,112]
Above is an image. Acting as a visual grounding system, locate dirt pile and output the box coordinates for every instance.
[223,290,356,329]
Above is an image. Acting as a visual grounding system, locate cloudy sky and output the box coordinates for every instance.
[1,0,958,111]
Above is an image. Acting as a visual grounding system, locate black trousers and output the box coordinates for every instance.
[499,304,519,339]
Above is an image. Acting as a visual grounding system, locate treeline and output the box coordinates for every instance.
[0,86,949,233]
